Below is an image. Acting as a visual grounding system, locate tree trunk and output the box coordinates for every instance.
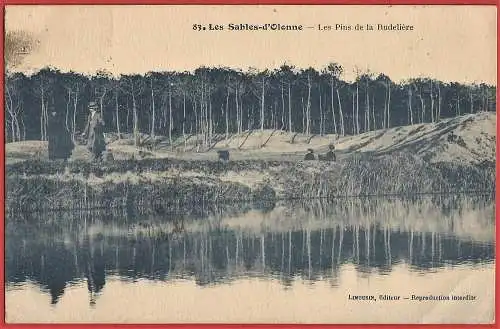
[132,94,139,146]
[306,74,311,135]
[383,85,388,129]
[150,79,155,139]
[5,118,11,142]
[469,88,474,113]
[194,100,198,137]
[418,93,425,124]
[40,86,45,141]
[281,83,285,130]
[115,89,121,139]
[319,86,323,136]
[336,88,344,136]
[168,89,173,150]
[20,115,26,141]
[236,87,240,135]
[99,96,106,126]
[273,101,277,130]
[225,86,230,140]
[365,83,370,131]
[355,82,359,134]
[65,89,71,133]
[12,114,20,141]
[260,77,265,131]
[126,98,130,132]
[351,92,355,134]
[6,87,16,142]
[387,84,391,128]
[301,96,305,134]
[430,81,435,123]
[44,100,48,141]
[183,91,187,150]
[408,87,414,125]
[72,88,79,141]
[437,84,441,121]
[200,81,205,147]
[239,92,244,133]
[288,83,292,134]
[331,78,337,135]
[209,94,213,146]
[371,93,376,130]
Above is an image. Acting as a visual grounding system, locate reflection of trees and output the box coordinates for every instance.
[6,195,495,306]
[6,229,107,306]
[7,220,494,304]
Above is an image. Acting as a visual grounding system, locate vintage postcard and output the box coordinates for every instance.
[3,4,496,324]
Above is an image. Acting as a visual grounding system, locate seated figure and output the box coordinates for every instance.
[319,144,336,161]
[304,149,315,160]
[217,150,230,161]
[325,144,336,161]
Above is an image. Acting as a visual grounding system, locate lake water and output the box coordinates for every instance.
[5,195,495,324]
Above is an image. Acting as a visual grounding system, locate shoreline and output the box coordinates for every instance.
[6,152,495,212]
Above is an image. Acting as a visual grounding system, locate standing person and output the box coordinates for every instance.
[82,101,106,161]
[47,100,74,161]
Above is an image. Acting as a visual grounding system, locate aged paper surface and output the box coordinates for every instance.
[4,5,496,324]
[5,5,496,83]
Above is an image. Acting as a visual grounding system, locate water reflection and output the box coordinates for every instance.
[5,194,495,322]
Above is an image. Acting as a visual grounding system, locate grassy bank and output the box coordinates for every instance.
[6,151,495,212]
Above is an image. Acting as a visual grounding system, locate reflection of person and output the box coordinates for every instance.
[82,101,106,161]
[86,259,106,306]
[83,236,106,307]
[304,148,315,160]
[47,101,74,161]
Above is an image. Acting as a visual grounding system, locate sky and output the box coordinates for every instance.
[5,5,497,84]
